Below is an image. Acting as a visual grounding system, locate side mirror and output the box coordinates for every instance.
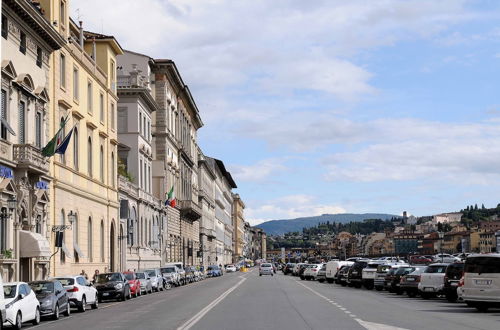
[124,279,127,283]
[19,293,26,299]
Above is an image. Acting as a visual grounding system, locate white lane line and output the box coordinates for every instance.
[177,276,247,330]
[296,281,409,330]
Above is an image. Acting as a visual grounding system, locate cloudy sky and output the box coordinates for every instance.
[73,0,500,225]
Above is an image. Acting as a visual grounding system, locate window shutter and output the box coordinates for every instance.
[19,102,25,144]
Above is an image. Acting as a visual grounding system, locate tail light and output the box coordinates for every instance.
[458,276,464,287]
[400,277,405,283]
[67,286,79,292]
[443,275,448,284]
[415,276,421,282]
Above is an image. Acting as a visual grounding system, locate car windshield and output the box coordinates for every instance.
[261,263,272,267]
[377,265,391,272]
[465,257,500,274]
[396,267,415,275]
[426,265,447,273]
[161,267,176,273]
[146,270,156,277]
[124,273,135,280]
[96,273,122,283]
[55,278,74,286]
[409,268,426,275]
[446,263,464,279]
[136,273,146,279]
[29,282,54,294]
[3,285,16,298]
[367,264,380,269]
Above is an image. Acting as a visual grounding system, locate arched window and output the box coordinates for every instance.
[73,214,79,263]
[73,127,79,170]
[100,145,104,182]
[88,137,92,177]
[111,152,115,187]
[60,117,66,163]
[88,217,93,261]
[149,219,152,247]
[60,209,65,263]
[100,220,105,262]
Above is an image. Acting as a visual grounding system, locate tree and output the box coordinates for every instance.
[482,203,485,209]
[474,204,478,210]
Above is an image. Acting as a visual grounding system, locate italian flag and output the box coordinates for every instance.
[165,185,176,207]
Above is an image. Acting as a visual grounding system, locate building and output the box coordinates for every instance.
[479,221,500,232]
[1,0,65,282]
[479,231,495,253]
[115,57,165,270]
[38,0,124,277]
[232,193,245,263]
[249,227,267,261]
[393,232,420,255]
[432,212,462,225]
[198,150,216,267]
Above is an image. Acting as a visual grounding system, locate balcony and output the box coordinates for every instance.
[13,144,48,174]
[178,200,202,221]
[200,227,216,238]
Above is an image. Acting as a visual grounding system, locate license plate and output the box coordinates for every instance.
[475,280,492,285]
[406,278,415,282]
[451,282,458,286]
[424,287,434,292]
[103,292,109,296]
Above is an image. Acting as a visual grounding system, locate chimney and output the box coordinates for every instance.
[79,21,84,48]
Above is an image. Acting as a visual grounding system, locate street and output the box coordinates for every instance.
[16,269,499,330]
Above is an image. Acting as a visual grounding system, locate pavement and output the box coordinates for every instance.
[17,270,500,330]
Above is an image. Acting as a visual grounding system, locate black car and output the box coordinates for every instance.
[283,263,296,275]
[443,262,464,302]
[94,272,131,302]
[299,264,311,280]
[29,280,70,320]
[337,265,351,286]
[347,260,369,288]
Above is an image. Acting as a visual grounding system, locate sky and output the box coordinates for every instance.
[73,0,500,225]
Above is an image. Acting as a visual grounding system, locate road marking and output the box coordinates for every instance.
[177,276,247,330]
[296,280,409,330]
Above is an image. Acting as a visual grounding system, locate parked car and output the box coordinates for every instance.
[163,263,186,284]
[418,263,449,299]
[123,271,142,297]
[336,265,351,286]
[259,263,274,276]
[3,282,40,329]
[347,259,370,288]
[94,272,131,302]
[56,275,98,312]
[326,260,353,284]
[160,265,181,286]
[401,267,428,298]
[433,254,460,263]
[207,265,222,277]
[303,264,322,281]
[135,272,153,294]
[374,264,393,291]
[283,263,296,275]
[226,265,237,273]
[362,261,386,290]
[462,253,500,312]
[389,266,423,294]
[299,264,312,280]
[317,264,327,283]
[443,262,464,302]
[144,269,164,292]
[184,267,195,284]
[29,280,70,320]
[0,274,5,328]
[409,255,433,265]
[292,263,307,276]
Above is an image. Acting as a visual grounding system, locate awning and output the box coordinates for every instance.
[61,242,72,259]
[19,230,50,258]
[73,241,86,258]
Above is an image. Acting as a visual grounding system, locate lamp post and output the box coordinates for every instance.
[438,231,444,262]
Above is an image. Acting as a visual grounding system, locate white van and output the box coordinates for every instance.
[0,273,5,327]
[325,261,354,283]
[462,254,500,312]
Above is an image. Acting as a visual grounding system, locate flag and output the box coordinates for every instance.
[42,116,68,157]
[165,185,176,207]
[55,126,75,154]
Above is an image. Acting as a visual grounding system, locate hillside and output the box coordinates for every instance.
[256,213,398,235]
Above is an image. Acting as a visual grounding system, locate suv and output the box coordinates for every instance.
[160,265,181,287]
[347,260,369,288]
[56,276,98,312]
[418,263,449,299]
[362,261,386,290]
[94,273,131,302]
[336,265,351,286]
[144,269,164,292]
[374,264,393,291]
[388,266,423,294]
[443,262,464,302]
[462,254,500,312]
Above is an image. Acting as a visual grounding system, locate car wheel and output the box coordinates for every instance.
[121,290,127,301]
[271,274,274,277]
[476,303,489,312]
[32,307,40,325]
[53,304,60,320]
[64,303,71,316]
[14,312,22,330]
[375,286,382,291]
[128,288,132,300]
[407,291,417,298]
[78,296,86,312]
[165,282,172,290]
[91,297,99,309]
[421,293,430,300]
[445,293,457,302]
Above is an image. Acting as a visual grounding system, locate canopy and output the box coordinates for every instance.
[19,230,50,258]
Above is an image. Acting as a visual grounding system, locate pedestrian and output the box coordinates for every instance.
[92,269,99,283]
[80,269,88,280]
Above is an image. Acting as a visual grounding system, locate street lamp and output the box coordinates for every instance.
[67,211,76,226]
[438,231,444,262]
[7,197,16,213]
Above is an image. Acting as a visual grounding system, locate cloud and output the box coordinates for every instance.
[228,158,288,183]
[246,194,346,225]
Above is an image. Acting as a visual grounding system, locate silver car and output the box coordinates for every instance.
[259,263,274,276]
[135,272,153,294]
[144,269,164,292]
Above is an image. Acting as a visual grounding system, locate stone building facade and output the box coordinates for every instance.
[0,0,65,282]
[198,151,216,267]
[232,193,245,263]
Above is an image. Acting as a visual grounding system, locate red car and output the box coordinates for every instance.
[123,271,141,297]
[409,255,432,265]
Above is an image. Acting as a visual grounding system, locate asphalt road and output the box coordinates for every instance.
[16,270,500,330]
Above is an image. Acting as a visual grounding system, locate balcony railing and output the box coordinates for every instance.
[13,144,48,173]
[179,200,202,221]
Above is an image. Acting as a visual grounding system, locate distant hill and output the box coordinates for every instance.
[256,213,398,235]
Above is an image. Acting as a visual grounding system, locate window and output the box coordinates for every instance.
[19,32,26,54]
[60,210,65,263]
[111,152,115,187]
[73,127,79,170]
[1,14,7,39]
[110,60,116,91]
[143,116,146,138]
[35,112,42,148]
[59,117,65,163]
[139,113,142,135]
[87,137,92,177]
[139,159,143,188]
[0,208,7,251]
[88,217,93,262]
[100,220,105,262]
[36,47,42,67]
[60,54,66,88]
[87,81,93,113]
[100,146,104,182]
[148,164,151,193]
[111,103,115,129]
[147,120,150,141]
[99,92,104,122]
[1,89,8,139]
[73,67,79,100]
[60,1,66,26]
[18,101,25,144]
[35,215,42,234]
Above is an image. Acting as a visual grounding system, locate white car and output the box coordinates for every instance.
[226,265,237,273]
[259,263,274,276]
[303,264,323,280]
[433,254,460,263]
[0,274,5,327]
[55,276,98,312]
[326,260,354,283]
[3,282,40,329]
[417,263,449,299]
[462,254,500,312]
[144,269,164,292]
[160,266,181,287]
[292,263,307,276]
